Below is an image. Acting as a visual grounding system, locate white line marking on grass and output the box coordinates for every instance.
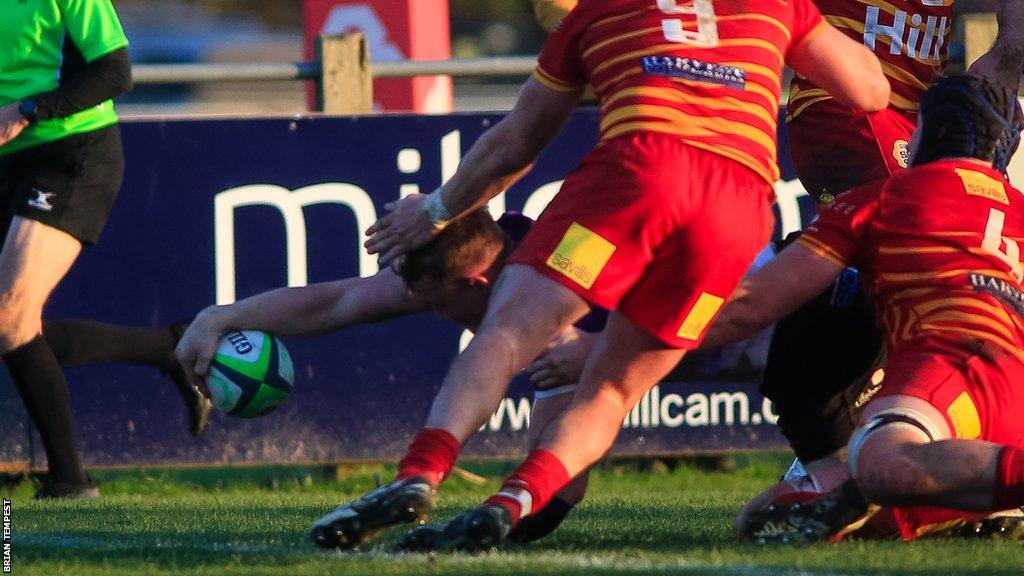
[17,534,851,575]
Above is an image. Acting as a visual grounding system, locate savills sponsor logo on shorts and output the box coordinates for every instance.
[677,292,725,340]
[27,188,55,212]
[546,223,616,290]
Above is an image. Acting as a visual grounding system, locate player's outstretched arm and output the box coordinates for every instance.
[176,270,426,377]
[703,244,845,348]
[365,78,582,266]
[788,25,890,113]
[968,0,1024,93]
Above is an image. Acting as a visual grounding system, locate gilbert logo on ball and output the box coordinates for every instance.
[207,330,294,418]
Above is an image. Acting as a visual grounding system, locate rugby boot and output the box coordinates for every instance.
[310,477,436,549]
[952,509,1024,540]
[743,479,877,545]
[166,320,212,437]
[399,504,513,552]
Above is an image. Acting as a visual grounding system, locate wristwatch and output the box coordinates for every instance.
[17,99,38,124]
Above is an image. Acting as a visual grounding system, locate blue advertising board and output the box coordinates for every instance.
[0,110,817,467]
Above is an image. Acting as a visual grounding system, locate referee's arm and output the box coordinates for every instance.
[29,45,132,123]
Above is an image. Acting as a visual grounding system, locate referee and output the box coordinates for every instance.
[0,0,131,498]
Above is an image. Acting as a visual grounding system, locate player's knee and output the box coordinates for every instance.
[848,408,940,503]
[851,440,925,500]
[0,292,42,353]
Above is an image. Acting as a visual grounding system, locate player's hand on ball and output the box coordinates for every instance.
[175,307,223,383]
[364,194,441,267]
[0,103,28,147]
[526,327,597,390]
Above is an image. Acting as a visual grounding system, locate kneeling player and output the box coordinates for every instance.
[705,73,1024,543]
[176,210,601,545]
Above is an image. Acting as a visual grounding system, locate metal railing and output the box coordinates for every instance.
[131,56,538,84]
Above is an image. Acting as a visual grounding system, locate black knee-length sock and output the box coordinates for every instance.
[4,335,88,485]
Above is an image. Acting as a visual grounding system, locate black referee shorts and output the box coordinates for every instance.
[0,124,124,245]
[760,234,884,463]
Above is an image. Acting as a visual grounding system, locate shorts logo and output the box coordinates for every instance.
[640,56,745,90]
[545,223,616,290]
[27,188,55,212]
[892,140,909,168]
[676,292,725,340]
[955,168,1009,205]
[946,391,981,439]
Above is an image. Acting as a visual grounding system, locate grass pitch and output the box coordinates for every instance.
[9,454,1023,575]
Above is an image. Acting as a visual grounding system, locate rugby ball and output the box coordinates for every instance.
[206,330,294,418]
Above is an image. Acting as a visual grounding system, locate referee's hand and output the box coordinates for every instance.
[0,103,28,147]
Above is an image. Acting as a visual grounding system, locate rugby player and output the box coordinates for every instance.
[740,0,1023,534]
[176,210,602,545]
[349,0,889,552]
[531,0,1024,539]
[704,73,1024,544]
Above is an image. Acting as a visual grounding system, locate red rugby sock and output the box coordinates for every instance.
[485,449,571,527]
[993,446,1024,510]
[396,428,461,487]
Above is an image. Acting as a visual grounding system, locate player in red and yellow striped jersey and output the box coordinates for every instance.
[788,0,1022,197]
[355,0,888,552]
[705,74,1024,544]
[756,0,1024,528]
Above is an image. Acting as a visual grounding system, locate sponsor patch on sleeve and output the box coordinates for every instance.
[956,168,1009,205]
[676,292,726,340]
[641,56,746,90]
[546,223,616,290]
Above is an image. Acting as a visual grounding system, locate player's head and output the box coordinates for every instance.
[398,208,510,326]
[910,73,1022,174]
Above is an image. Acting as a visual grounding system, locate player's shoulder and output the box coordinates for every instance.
[896,159,1015,202]
[821,179,884,217]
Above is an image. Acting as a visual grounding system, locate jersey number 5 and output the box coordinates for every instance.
[983,208,1024,283]
[657,0,719,47]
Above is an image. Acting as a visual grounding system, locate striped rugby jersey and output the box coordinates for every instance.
[799,159,1024,362]
[789,0,952,120]
[535,0,827,184]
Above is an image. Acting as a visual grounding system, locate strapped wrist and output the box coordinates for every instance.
[422,189,452,230]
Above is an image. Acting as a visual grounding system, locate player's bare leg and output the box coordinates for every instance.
[401,312,686,551]
[420,265,589,441]
[0,218,96,497]
[311,265,589,549]
[745,394,1024,543]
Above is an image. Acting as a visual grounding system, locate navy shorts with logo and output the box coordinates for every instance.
[0,124,124,245]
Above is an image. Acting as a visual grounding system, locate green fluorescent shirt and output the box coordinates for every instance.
[0,0,129,155]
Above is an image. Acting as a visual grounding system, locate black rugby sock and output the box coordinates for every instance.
[44,319,177,371]
[506,497,577,544]
[4,335,89,485]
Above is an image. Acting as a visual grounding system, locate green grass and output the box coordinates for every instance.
[8,454,1024,575]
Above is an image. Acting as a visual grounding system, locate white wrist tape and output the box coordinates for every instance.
[422,189,452,230]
